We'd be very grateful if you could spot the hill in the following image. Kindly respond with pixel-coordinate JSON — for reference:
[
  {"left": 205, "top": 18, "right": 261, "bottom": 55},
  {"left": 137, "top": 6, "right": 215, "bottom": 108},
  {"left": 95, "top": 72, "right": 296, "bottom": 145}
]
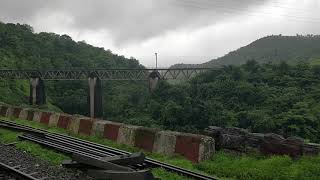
[
  {"left": 0, "top": 22, "right": 147, "bottom": 116},
  {"left": 172, "top": 35, "right": 320, "bottom": 68}
]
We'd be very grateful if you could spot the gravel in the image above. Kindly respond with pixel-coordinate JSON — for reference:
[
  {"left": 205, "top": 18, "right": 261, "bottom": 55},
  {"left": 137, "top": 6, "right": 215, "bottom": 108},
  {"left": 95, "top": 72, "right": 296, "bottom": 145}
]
[{"left": 0, "top": 144, "right": 93, "bottom": 180}]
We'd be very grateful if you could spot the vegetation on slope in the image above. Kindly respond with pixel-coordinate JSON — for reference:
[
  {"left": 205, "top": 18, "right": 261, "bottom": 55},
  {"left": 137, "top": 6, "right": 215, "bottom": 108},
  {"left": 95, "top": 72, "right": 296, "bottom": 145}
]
[
  {"left": 172, "top": 34, "right": 320, "bottom": 68},
  {"left": 143, "top": 61, "right": 320, "bottom": 142},
  {"left": 0, "top": 22, "right": 147, "bottom": 116}
]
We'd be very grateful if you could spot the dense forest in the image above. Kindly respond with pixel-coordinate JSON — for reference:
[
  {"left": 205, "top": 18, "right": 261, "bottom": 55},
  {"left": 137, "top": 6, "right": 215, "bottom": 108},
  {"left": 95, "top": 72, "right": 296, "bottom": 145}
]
[
  {"left": 152, "top": 61, "right": 320, "bottom": 142},
  {"left": 1, "top": 22, "right": 320, "bottom": 143},
  {"left": 172, "top": 35, "right": 320, "bottom": 68}
]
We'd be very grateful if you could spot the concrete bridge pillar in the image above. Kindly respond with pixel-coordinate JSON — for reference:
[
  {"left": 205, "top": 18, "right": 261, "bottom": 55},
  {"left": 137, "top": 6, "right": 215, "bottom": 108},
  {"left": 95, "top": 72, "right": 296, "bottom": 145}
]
[
  {"left": 88, "top": 77, "right": 103, "bottom": 118},
  {"left": 29, "top": 78, "right": 46, "bottom": 105},
  {"left": 148, "top": 71, "right": 160, "bottom": 91}
]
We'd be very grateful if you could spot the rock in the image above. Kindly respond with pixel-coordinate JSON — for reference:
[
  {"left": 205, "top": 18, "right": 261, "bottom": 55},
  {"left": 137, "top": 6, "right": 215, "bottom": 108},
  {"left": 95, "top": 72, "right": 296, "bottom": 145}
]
[
  {"left": 303, "top": 143, "right": 320, "bottom": 156},
  {"left": 261, "top": 134, "right": 303, "bottom": 158},
  {"left": 220, "top": 134, "right": 246, "bottom": 152},
  {"left": 245, "top": 133, "right": 264, "bottom": 153},
  {"left": 285, "top": 136, "right": 304, "bottom": 145},
  {"left": 204, "top": 126, "right": 320, "bottom": 158},
  {"left": 204, "top": 126, "right": 222, "bottom": 137},
  {"left": 222, "top": 127, "right": 249, "bottom": 136}
]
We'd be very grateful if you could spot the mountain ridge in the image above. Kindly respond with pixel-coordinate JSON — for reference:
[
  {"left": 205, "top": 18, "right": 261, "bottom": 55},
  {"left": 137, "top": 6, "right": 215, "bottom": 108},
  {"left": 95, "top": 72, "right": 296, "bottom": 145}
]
[{"left": 171, "top": 35, "right": 320, "bottom": 68}]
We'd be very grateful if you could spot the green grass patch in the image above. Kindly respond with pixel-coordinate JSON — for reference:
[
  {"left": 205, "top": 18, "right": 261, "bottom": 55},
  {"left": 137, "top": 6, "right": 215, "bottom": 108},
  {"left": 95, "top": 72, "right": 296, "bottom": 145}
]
[
  {"left": 196, "top": 151, "right": 320, "bottom": 180},
  {"left": 0, "top": 127, "right": 68, "bottom": 165}
]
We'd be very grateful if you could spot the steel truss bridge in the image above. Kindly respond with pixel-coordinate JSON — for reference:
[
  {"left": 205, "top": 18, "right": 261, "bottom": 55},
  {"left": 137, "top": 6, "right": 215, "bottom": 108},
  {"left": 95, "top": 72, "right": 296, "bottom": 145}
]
[
  {"left": 0, "top": 68, "right": 213, "bottom": 80},
  {"left": 0, "top": 68, "right": 214, "bottom": 118}
]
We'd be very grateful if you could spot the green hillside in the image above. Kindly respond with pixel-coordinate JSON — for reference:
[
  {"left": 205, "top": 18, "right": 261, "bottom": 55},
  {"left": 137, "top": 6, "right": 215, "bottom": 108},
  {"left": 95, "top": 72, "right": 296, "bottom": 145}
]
[
  {"left": 172, "top": 35, "right": 320, "bottom": 68},
  {"left": 0, "top": 22, "right": 147, "bottom": 115}
]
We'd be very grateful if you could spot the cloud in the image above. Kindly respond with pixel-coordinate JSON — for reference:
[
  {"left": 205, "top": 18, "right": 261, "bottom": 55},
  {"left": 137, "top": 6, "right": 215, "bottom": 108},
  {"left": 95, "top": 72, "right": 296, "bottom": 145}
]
[
  {"left": 0, "top": 0, "right": 270, "bottom": 45},
  {"left": 1, "top": 0, "right": 319, "bottom": 67}
]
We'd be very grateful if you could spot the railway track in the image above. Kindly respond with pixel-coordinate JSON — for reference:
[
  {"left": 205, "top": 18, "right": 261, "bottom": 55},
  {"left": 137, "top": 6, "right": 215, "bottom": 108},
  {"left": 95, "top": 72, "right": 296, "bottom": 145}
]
[
  {"left": 0, "top": 161, "right": 41, "bottom": 180},
  {"left": 0, "top": 120, "right": 217, "bottom": 180}
]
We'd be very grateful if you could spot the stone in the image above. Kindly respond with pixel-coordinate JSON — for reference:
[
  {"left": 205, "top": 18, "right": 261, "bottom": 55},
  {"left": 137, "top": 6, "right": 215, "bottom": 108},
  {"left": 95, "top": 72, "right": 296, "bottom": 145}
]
[
  {"left": 222, "top": 127, "right": 249, "bottom": 136},
  {"left": 220, "top": 134, "right": 246, "bottom": 152},
  {"left": 261, "top": 134, "right": 303, "bottom": 158},
  {"left": 245, "top": 133, "right": 264, "bottom": 153},
  {"left": 303, "top": 143, "right": 320, "bottom": 156}
]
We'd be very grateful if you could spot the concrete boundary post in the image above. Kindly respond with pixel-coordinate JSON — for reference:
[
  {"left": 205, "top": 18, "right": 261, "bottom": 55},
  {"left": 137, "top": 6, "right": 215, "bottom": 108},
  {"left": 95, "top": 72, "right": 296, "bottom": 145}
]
[
  {"left": 117, "top": 125, "right": 140, "bottom": 146},
  {"left": 18, "top": 109, "right": 29, "bottom": 120},
  {"left": 153, "top": 131, "right": 178, "bottom": 155}
]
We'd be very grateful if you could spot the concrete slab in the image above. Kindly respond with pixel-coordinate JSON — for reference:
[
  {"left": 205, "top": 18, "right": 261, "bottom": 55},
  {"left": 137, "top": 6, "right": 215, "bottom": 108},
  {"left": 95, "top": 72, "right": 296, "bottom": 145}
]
[
  {"left": 57, "top": 114, "right": 72, "bottom": 129},
  {"left": 68, "top": 116, "right": 81, "bottom": 134},
  {"left": 32, "top": 111, "right": 42, "bottom": 122},
  {"left": 103, "top": 122, "right": 123, "bottom": 141},
  {"left": 18, "top": 109, "right": 29, "bottom": 120},
  {"left": 92, "top": 120, "right": 109, "bottom": 137},
  {"left": 153, "top": 131, "right": 178, "bottom": 155},
  {"left": 48, "top": 113, "right": 60, "bottom": 127},
  {"left": 134, "top": 127, "right": 159, "bottom": 152},
  {"left": 40, "top": 112, "right": 52, "bottom": 125},
  {"left": 78, "top": 118, "right": 95, "bottom": 136},
  {"left": 117, "top": 125, "right": 140, "bottom": 146}
]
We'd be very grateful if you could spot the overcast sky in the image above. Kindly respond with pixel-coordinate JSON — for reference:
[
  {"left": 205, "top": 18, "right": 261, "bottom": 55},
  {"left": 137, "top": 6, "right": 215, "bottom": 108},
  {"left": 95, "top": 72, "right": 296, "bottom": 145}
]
[{"left": 1, "top": 0, "right": 320, "bottom": 67}]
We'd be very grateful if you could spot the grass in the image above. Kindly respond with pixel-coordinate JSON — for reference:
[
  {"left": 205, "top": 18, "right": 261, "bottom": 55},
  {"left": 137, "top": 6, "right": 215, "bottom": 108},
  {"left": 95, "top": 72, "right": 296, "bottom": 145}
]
[
  {"left": 2, "top": 117, "right": 320, "bottom": 180},
  {"left": 0, "top": 128, "right": 68, "bottom": 165}
]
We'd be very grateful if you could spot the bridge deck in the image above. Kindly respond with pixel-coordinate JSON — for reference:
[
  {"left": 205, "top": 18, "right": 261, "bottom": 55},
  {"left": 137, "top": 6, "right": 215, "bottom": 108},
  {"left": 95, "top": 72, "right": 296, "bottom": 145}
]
[{"left": 0, "top": 68, "right": 214, "bottom": 80}]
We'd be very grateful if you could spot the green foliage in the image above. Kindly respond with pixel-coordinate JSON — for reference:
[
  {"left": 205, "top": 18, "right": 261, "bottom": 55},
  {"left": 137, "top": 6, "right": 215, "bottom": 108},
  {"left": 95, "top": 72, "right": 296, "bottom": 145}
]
[
  {"left": 197, "top": 151, "right": 320, "bottom": 180},
  {"left": 213, "top": 35, "right": 320, "bottom": 67},
  {"left": 142, "top": 62, "right": 320, "bottom": 142},
  {"left": 172, "top": 35, "right": 320, "bottom": 68},
  {"left": 0, "top": 22, "right": 146, "bottom": 118}
]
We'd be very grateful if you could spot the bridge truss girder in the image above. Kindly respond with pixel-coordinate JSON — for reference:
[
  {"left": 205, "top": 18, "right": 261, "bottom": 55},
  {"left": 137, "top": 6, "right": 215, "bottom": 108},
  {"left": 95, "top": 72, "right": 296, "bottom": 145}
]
[{"left": 0, "top": 68, "right": 212, "bottom": 80}]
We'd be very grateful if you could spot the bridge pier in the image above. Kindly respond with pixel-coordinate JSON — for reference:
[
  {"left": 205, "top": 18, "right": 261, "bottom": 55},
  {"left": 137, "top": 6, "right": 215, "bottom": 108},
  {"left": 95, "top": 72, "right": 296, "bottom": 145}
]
[
  {"left": 29, "top": 78, "right": 46, "bottom": 105},
  {"left": 148, "top": 71, "right": 160, "bottom": 91},
  {"left": 88, "top": 77, "right": 103, "bottom": 118}
]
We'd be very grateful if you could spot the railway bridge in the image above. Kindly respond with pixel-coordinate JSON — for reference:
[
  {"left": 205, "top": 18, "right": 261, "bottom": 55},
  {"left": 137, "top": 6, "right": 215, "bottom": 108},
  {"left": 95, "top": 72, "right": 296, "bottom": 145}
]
[{"left": 0, "top": 68, "right": 212, "bottom": 118}]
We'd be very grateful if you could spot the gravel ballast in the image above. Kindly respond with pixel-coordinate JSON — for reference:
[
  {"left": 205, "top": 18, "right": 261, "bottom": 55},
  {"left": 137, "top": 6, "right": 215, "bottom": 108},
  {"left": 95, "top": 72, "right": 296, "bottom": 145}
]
[{"left": 0, "top": 144, "right": 92, "bottom": 180}]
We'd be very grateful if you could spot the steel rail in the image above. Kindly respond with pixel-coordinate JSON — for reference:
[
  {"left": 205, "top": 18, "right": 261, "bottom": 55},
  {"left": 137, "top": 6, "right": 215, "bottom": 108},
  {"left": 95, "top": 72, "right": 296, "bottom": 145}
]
[
  {"left": 0, "top": 162, "right": 40, "bottom": 180},
  {"left": 0, "top": 120, "right": 217, "bottom": 180}
]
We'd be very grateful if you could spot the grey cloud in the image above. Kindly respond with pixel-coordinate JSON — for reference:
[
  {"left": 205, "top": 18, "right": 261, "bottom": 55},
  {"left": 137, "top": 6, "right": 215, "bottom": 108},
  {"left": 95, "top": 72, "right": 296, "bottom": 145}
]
[{"left": 0, "top": 0, "right": 270, "bottom": 45}]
